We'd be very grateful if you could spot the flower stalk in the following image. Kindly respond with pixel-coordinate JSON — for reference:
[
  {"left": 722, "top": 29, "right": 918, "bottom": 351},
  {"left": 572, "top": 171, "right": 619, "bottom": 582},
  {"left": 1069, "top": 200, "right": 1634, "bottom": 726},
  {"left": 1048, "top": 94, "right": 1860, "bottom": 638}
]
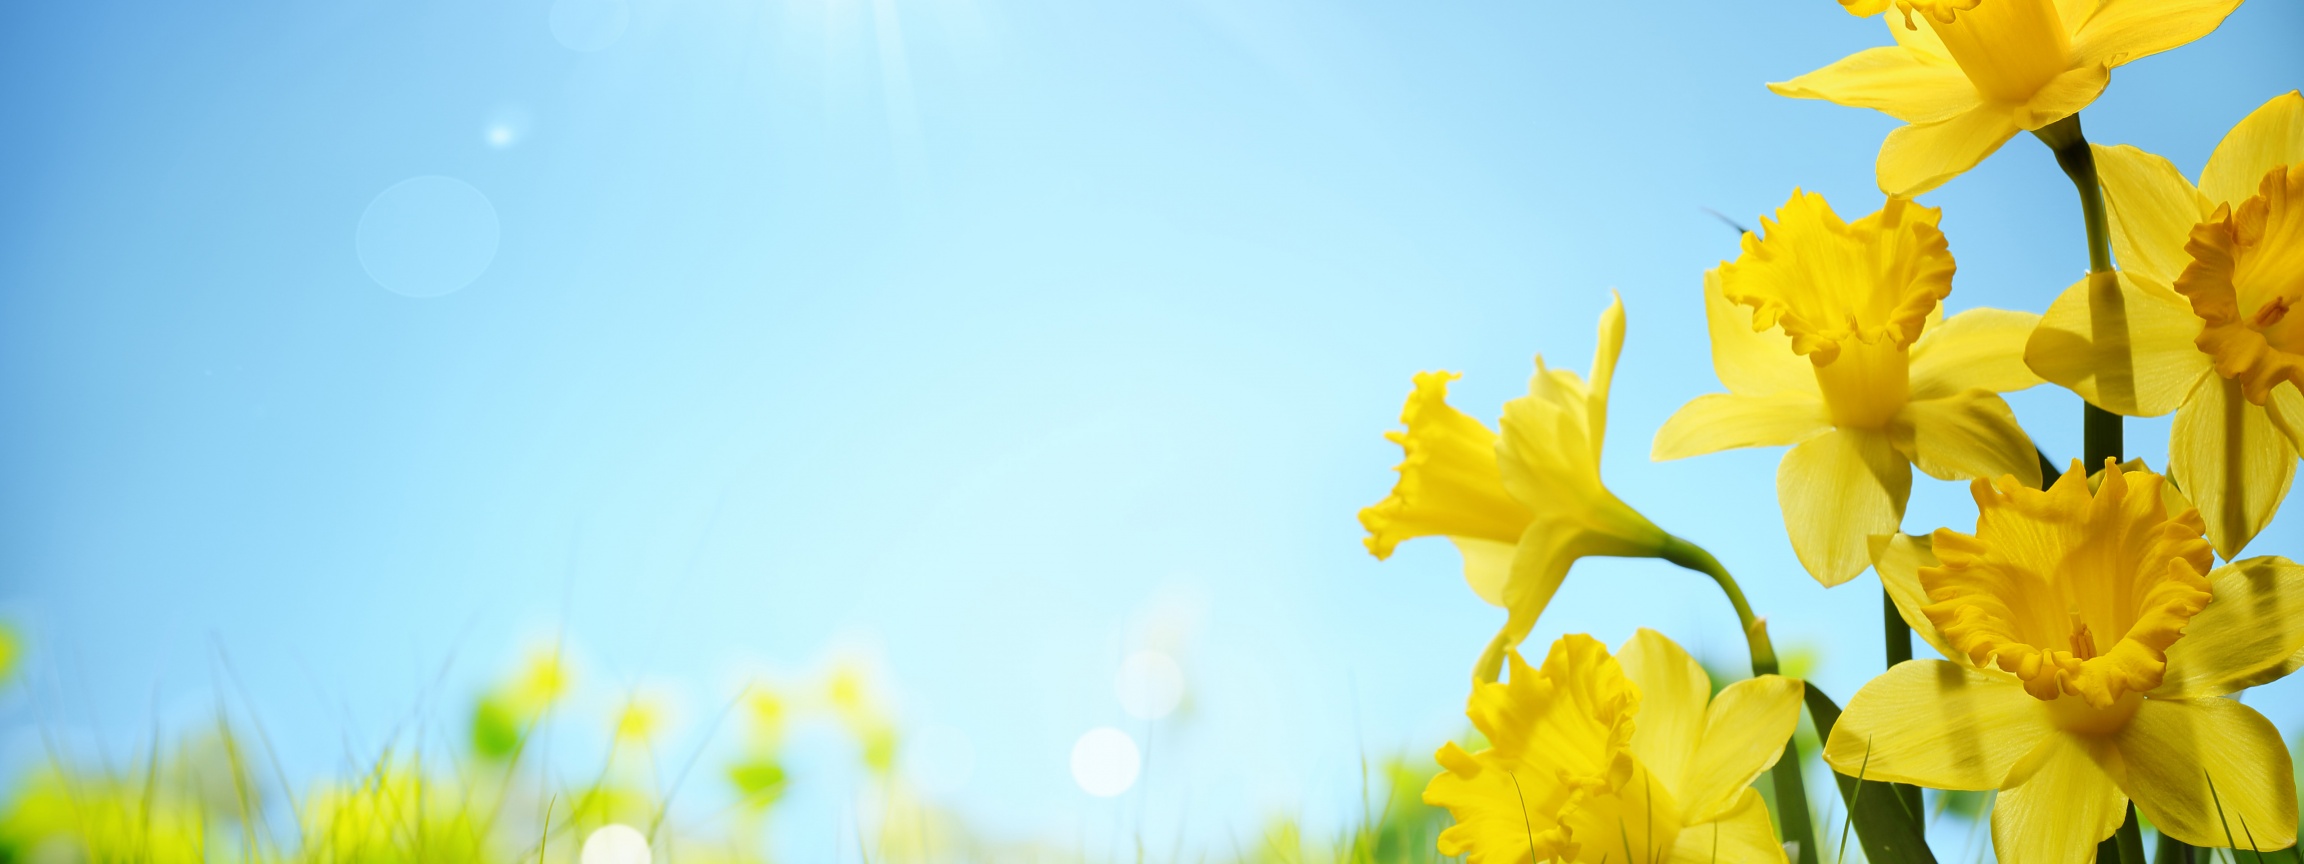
[
  {"left": 2035, "top": 113, "right": 2125, "bottom": 467},
  {"left": 1656, "top": 534, "right": 1817, "bottom": 864}
]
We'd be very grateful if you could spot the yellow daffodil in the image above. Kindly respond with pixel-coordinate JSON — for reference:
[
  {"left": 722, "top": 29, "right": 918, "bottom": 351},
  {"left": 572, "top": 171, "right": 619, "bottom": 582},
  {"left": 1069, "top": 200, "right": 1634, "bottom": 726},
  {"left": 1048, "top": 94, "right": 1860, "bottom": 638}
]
[
  {"left": 2026, "top": 91, "right": 2304, "bottom": 557},
  {"left": 1656, "top": 192, "right": 2042, "bottom": 586},
  {"left": 1833, "top": 463, "right": 2302, "bottom": 861},
  {"left": 1771, "top": 0, "right": 2242, "bottom": 196},
  {"left": 1361, "top": 296, "right": 1669, "bottom": 680},
  {"left": 1425, "top": 630, "right": 1801, "bottom": 864}
]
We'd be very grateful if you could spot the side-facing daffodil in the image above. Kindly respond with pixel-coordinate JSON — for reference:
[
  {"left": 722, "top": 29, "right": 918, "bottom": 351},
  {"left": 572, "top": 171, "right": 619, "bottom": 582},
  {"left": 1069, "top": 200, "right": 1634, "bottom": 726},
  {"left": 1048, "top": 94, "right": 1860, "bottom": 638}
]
[
  {"left": 1771, "top": 0, "right": 2242, "bottom": 196},
  {"left": 1361, "top": 296, "right": 1669, "bottom": 681},
  {"left": 2027, "top": 91, "right": 2304, "bottom": 557},
  {"left": 1425, "top": 630, "right": 1801, "bottom": 864},
  {"left": 1655, "top": 192, "right": 2042, "bottom": 586},
  {"left": 1834, "top": 463, "right": 2302, "bottom": 862}
]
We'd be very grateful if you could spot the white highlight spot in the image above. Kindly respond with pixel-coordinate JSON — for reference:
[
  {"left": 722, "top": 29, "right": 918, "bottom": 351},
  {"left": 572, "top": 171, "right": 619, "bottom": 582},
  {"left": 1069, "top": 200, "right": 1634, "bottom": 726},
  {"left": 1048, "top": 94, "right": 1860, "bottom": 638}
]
[
  {"left": 355, "top": 176, "right": 499, "bottom": 298},
  {"left": 580, "top": 824, "right": 651, "bottom": 864},
  {"left": 1115, "top": 650, "right": 1184, "bottom": 720},
  {"left": 1069, "top": 727, "right": 1139, "bottom": 798},
  {"left": 484, "top": 106, "right": 531, "bottom": 149},
  {"left": 550, "top": 0, "right": 629, "bottom": 52}
]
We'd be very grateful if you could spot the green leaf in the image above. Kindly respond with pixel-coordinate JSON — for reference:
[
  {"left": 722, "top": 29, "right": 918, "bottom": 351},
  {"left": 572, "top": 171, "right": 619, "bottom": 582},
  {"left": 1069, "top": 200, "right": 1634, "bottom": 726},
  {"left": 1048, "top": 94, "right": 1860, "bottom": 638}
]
[
  {"left": 1804, "top": 683, "right": 1938, "bottom": 864},
  {"left": 470, "top": 694, "right": 522, "bottom": 760}
]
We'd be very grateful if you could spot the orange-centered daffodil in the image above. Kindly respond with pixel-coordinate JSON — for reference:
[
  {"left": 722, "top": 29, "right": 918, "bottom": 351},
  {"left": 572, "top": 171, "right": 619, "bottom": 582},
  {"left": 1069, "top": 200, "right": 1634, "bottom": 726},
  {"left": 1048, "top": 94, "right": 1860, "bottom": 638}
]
[
  {"left": 1426, "top": 630, "right": 1801, "bottom": 864},
  {"left": 1834, "top": 463, "right": 2303, "bottom": 862},
  {"left": 1361, "top": 296, "right": 1669, "bottom": 681},
  {"left": 1656, "top": 192, "right": 2042, "bottom": 586},
  {"left": 1772, "top": 0, "right": 2242, "bottom": 196},
  {"left": 2027, "top": 91, "right": 2304, "bottom": 558}
]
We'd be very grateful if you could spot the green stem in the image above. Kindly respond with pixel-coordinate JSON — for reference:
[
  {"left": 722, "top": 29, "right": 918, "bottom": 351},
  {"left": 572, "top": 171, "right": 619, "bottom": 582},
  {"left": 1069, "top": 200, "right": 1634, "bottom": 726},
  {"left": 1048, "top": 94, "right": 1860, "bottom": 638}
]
[
  {"left": 1658, "top": 535, "right": 1815, "bottom": 864},
  {"left": 2155, "top": 829, "right": 2198, "bottom": 864},
  {"left": 1882, "top": 588, "right": 1912, "bottom": 667},
  {"left": 1880, "top": 591, "right": 1924, "bottom": 819},
  {"left": 2117, "top": 805, "right": 2148, "bottom": 863},
  {"left": 2035, "top": 113, "right": 2124, "bottom": 468}
]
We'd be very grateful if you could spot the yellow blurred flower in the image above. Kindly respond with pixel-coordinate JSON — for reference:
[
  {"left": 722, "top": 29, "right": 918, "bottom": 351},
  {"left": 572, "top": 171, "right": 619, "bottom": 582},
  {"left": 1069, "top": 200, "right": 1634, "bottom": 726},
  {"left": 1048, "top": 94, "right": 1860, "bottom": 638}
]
[
  {"left": 1361, "top": 295, "right": 1669, "bottom": 679},
  {"left": 1771, "top": 0, "right": 2241, "bottom": 196},
  {"left": 1656, "top": 192, "right": 2041, "bottom": 586},
  {"left": 1835, "top": 464, "right": 2302, "bottom": 860},
  {"left": 1424, "top": 630, "right": 1800, "bottom": 864},
  {"left": 2026, "top": 91, "right": 2304, "bottom": 557}
]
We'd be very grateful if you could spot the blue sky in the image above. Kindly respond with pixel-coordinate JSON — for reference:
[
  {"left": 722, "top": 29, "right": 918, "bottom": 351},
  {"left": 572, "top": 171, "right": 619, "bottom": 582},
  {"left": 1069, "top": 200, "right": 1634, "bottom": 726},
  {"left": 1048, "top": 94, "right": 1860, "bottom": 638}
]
[{"left": 2, "top": 0, "right": 2300, "bottom": 858}]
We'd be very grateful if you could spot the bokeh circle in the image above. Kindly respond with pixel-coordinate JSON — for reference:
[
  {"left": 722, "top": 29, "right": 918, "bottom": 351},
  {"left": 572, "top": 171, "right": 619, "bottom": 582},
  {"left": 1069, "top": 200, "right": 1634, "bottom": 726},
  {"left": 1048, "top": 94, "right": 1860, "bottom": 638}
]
[
  {"left": 1069, "top": 727, "right": 1140, "bottom": 798},
  {"left": 354, "top": 176, "right": 500, "bottom": 298}
]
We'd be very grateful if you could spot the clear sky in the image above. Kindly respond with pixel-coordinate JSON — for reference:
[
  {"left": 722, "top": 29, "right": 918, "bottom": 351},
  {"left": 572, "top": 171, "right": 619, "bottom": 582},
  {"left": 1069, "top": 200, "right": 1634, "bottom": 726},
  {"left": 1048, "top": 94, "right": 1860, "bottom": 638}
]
[{"left": 2, "top": 0, "right": 2300, "bottom": 859}]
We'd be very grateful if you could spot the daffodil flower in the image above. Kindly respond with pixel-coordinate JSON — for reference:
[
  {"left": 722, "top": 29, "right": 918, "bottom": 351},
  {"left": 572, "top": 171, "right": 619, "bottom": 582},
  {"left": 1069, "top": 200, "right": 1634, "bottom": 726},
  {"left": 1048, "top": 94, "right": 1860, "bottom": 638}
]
[
  {"left": 1425, "top": 630, "right": 1801, "bottom": 864},
  {"left": 1655, "top": 192, "right": 2042, "bottom": 587},
  {"left": 1361, "top": 296, "right": 1669, "bottom": 680},
  {"left": 1832, "top": 464, "right": 2302, "bottom": 861},
  {"left": 1771, "top": 0, "right": 2241, "bottom": 196},
  {"left": 2026, "top": 91, "right": 2304, "bottom": 558}
]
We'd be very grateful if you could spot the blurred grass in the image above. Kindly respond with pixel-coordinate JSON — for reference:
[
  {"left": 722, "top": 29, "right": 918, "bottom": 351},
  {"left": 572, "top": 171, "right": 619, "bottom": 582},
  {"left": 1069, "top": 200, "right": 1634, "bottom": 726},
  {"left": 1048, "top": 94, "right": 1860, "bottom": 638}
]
[{"left": 0, "top": 636, "right": 1458, "bottom": 864}]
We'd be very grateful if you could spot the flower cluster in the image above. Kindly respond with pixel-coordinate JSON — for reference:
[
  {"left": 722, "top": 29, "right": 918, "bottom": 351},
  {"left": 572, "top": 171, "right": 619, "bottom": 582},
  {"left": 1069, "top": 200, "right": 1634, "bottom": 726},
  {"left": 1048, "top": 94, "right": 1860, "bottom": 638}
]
[{"left": 1362, "top": 2, "right": 2304, "bottom": 861}]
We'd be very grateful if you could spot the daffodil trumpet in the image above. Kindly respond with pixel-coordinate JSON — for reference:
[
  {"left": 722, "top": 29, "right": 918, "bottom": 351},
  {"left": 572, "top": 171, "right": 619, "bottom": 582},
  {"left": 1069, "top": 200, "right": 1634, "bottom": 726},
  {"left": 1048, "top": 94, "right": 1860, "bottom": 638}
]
[
  {"left": 1656, "top": 192, "right": 2045, "bottom": 588},
  {"left": 1425, "top": 631, "right": 1805, "bottom": 864},
  {"left": 1833, "top": 463, "right": 2303, "bottom": 862},
  {"left": 1359, "top": 294, "right": 1670, "bottom": 687}
]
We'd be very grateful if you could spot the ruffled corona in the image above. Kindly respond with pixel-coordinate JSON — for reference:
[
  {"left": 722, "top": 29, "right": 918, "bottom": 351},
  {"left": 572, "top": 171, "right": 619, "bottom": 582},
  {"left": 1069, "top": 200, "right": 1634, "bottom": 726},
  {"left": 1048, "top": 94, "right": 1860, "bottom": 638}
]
[
  {"left": 1428, "top": 636, "right": 1643, "bottom": 863},
  {"left": 1427, "top": 632, "right": 1798, "bottom": 864},
  {"left": 1719, "top": 193, "right": 1953, "bottom": 429},
  {"left": 1920, "top": 462, "right": 2214, "bottom": 707},
  {"left": 1359, "top": 371, "right": 1532, "bottom": 559},
  {"left": 2176, "top": 164, "right": 2304, "bottom": 405}
]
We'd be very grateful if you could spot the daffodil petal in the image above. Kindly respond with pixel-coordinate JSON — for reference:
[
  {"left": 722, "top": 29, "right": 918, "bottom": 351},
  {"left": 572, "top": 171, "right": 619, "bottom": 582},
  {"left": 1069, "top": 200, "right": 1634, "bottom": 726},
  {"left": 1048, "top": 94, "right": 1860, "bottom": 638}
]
[
  {"left": 2072, "top": 0, "right": 2242, "bottom": 73},
  {"left": 1885, "top": 8, "right": 1951, "bottom": 61},
  {"left": 1910, "top": 308, "right": 2045, "bottom": 399},
  {"left": 1703, "top": 268, "right": 1816, "bottom": 398},
  {"left": 1824, "top": 660, "right": 2049, "bottom": 790},
  {"left": 2092, "top": 143, "right": 2215, "bottom": 285},
  {"left": 1652, "top": 392, "right": 1833, "bottom": 461},
  {"left": 2013, "top": 63, "right": 2112, "bottom": 131},
  {"left": 1491, "top": 519, "right": 1658, "bottom": 661},
  {"left": 2156, "top": 557, "right": 2304, "bottom": 699},
  {"left": 2170, "top": 373, "right": 2299, "bottom": 559},
  {"left": 1896, "top": 390, "right": 2043, "bottom": 486},
  {"left": 1767, "top": 46, "right": 1981, "bottom": 124},
  {"left": 1665, "top": 788, "right": 1789, "bottom": 864},
  {"left": 1870, "top": 533, "right": 1966, "bottom": 666},
  {"left": 2271, "top": 382, "right": 2304, "bottom": 453},
  {"left": 2025, "top": 270, "right": 2212, "bottom": 417},
  {"left": 1677, "top": 675, "right": 1801, "bottom": 822},
  {"left": 2114, "top": 696, "right": 2298, "bottom": 850},
  {"left": 1618, "top": 628, "right": 1710, "bottom": 801},
  {"left": 1779, "top": 428, "right": 1912, "bottom": 587},
  {"left": 1992, "top": 733, "right": 2128, "bottom": 864},
  {"left": 2201, "top": 91, "right": 2304, "bottom": 208},
  {"left": 1877, "top": 101, "right": 2022, "bottom": 197},
  {"left": 1589, "top": 291, "right": 1626, "bottom": 427},
  {"left": 1449, "top": 537, "right": 1515, "bottom": 608}
]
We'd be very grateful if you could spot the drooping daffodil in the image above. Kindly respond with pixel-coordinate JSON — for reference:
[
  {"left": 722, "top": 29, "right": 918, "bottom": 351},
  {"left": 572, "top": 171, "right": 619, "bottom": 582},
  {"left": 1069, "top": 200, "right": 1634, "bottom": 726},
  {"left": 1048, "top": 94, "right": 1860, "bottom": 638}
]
[
  {"left": 2026, "top": 91, "right": 2304, "bottom": 557},
  {"left": 1360, "top": 295, "right": 1668, "bottom": 681},
  {"left": 1771, "top": 0, "right": 2242, "bottom": 196},
  {"left": 1833, "top": 463, "right": 2301, "bottom": 862},
  {"left": 1425, "top": 630, "right": 1801, "bottom": 864},
  {"left": 1656, "top": 192, "right": 2043, "bottom": 587}
]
